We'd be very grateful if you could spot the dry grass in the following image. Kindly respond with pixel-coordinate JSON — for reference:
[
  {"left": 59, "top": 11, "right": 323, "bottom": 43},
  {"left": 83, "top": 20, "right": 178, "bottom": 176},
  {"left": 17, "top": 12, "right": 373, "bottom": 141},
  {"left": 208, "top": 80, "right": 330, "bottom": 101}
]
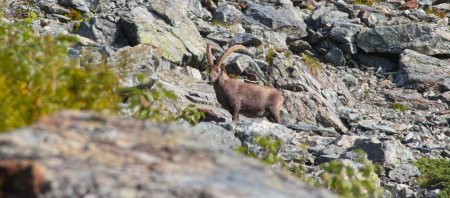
[{"left": 301, "top": 53, "right": 323, "bottom": 77}]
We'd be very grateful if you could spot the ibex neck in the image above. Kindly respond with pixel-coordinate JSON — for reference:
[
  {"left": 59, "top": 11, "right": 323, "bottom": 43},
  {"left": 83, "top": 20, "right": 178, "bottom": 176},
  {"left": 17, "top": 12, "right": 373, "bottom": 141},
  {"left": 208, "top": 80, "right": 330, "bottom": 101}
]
[{"left": 215, "top": 73, "right": 230, "bottom": 87}]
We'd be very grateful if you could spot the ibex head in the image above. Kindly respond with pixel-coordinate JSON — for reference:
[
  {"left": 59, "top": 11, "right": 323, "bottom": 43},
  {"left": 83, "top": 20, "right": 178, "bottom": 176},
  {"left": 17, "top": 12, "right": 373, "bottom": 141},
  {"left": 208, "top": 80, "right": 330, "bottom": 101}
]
[{"left": 206, "top": 43, "right": 249, "bottom": 84}]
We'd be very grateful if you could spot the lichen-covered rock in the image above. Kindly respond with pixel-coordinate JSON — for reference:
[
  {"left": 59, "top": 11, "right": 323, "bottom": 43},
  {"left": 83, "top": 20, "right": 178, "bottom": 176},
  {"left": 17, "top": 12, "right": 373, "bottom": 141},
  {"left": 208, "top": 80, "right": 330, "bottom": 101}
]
[
  {"left": 0, "top": 111, "right": 336, "bottom": 198},
  {"left": 357, "top": 23, "right": 450, "bottom": 55},
  {"left": 119, "top": 1, "right": 205, "bottom": 65}
]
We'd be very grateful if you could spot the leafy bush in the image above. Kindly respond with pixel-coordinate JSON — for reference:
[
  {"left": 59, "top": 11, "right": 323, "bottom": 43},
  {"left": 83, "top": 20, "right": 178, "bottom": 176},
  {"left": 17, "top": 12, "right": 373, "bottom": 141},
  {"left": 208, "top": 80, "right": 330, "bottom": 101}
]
[
  {"left": 301, "top": 53, "right": 322, "bottom": 77},
  {"left": 179, "top": 104, "right": 205, "bottom": 126},
  {"left": 0, "top": 22, "right": 120, "bottom": 132},
  {"left": 66, "top": 8, "right": 82, "bottom": 21},
  {"left": 319, "top": 150, "right": 384, "bottom": 198},
  {"left": 236, "top": 136, "right": 284, "bottom": 165},
  {"left": 23, "top": 11, "right": 39, "bottom": 24},
  {"left": 415, "top": 158, "right": 450, "bottom": 198},
  {"left": 120, "top": 85, "right": 178, "bottom": 122}
]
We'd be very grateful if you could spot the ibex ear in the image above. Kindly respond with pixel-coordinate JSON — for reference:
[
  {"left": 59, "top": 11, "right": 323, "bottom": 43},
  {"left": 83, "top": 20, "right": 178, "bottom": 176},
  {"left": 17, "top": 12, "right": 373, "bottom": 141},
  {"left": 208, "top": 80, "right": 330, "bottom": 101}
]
[{"left": 220, "top": 64, "right": 226, "bottom": 72}]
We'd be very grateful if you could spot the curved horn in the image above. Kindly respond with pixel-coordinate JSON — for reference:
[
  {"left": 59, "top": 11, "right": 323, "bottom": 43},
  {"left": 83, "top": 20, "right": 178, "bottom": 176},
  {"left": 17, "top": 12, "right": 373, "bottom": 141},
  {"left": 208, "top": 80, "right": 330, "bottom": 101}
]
[
  {"left": 216, "top": 45, "right": 249, "bottom": 68},
  {"left": 206, "top": 43, "right": 215, "bottom": 67}
]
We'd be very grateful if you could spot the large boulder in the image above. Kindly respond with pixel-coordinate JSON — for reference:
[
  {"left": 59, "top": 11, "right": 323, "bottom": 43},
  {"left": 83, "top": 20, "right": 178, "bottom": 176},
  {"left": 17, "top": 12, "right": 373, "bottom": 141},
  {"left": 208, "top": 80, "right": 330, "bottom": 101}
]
[
  {"left": 352, "top": 138, "right": 415, "bottom": 169},
  {"left": 395, "top": 49, "right": 450, "bottom": 92},
  {"left": 283, "top": 90, "right": 349, "bottom": 133},
  {"left": 242, "top": 0, "right": 307, "bottom": 38},
  {"left": 76, "top": 17, "right": 119, "bottom": 46},
  {"left": 0, "top": 111, "right": 336, "bottom": 198},
  {"left": 119, "top": 1, "right": 205, "bottom": 65},
  {"left": 357, "top": 23, "right": 450, "bottom": 56}
]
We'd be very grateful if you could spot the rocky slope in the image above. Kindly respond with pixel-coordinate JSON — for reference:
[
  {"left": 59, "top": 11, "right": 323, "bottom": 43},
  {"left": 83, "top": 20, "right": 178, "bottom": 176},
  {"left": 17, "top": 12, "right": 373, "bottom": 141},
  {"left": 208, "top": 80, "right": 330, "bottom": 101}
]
[
  {"left": 0, "top": 111, "right": 335, "bottom": 198},
  {"left": 1, "top": 0, "right": 450, "bottom": 197}
]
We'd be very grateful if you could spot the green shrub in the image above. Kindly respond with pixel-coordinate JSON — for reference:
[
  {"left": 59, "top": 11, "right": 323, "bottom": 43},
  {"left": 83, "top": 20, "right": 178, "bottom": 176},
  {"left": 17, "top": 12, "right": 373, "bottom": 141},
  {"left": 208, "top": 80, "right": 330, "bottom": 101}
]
[
  {"left": 390, "top": 103, "right": 409, "bottom": 111},
  {"left": 236, "top": 136, "right": 284, "bottom": 165},
  {"left": 415, "top": 158, "right": 450, "bottom": 198},
  {"left": 66, "top": 8, "right": 83, "bottom": 21},
  {"left": 266, "top": 49, "right": 276, "bottom": 63},
  {"left": 179, "top": 104, "right": 205, "bottom": 126},
  {"left": 320, "top": 150, "right": 384, "bottom": 198},
  {"left": 353, "top": 0, "right": 376, "bottom": 6},
  {"left": 425, "top": 7, "right": 447, "bottom": 18},
  {"left": 237, "top": 139, "right": 383, "bottom": 198},
  {"left": 120, "top": 85, "right": 206, "bottom": 125},
  {"left": 363, "top": 89, "right": 370, "bottom": 100},
  {"left": 119, "top": 85, "right": 178, "bottom": 122},
  {"left": 0, "top": 22, "right": 120, "bottom": 132},
  {"left": 23, "top": 11, "right": 38, "bottom": 24}
]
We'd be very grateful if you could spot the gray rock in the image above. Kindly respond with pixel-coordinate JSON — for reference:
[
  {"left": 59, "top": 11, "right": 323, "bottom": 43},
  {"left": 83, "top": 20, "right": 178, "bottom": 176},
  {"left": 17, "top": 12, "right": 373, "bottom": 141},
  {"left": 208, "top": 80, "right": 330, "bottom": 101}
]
[
  {"left": 341, "top": 73, "right": 358, "bottom": 87},
  {"left": 329, "top": 22, "right": 364, "bottom": 44},
  {"left": 424, "top": 189, "right": 441, "bottom": 198},
  {"left": 337, "top": 107, "right": 361, "bottom": 122},
  {"left": 433, "top": 3, "right": 450, "bottom": 11},
  {"left": 0, "top": 111, "right": 336, "bottom": 198},
  {"left": 58, "top": 0, "right": 89, "bottom": 12},
  {"left": 283, "top": 90, "right": 349, "bottom": 133},
  {"left": 353, "top": 138, "right": 415, "bottom": 169},
  {"left": 442, "top": 91, "right": 450, "bottom": 104},
  {"left": 76, "top": 17, "right": 118, "bottom": 46},
  {"left": 107, "top": 44, "right": 161, "bottom": 87},
  {"left": 222, "top": 53, "right": 256, "bottom": 74},
  {"left": 243, "top": 0, "right": 307, "bottom": 38},
  {"left": 206, "top": 31, "right": 232, "bottom": 46},
  {"left": 235, "top": 120, "right": 296, "bottom": 146},
  {"left": 358, "top": 120, "right": 397, "bottom": 135},
  {"left": 39, "top": 2, "right": 70, "bottom": 15},
  {"left": 324, "top": 47, "right": 346, "bottom": 66},
  {"left": 317, "top": 144, "right": 347, "bottom": 163},
  {"left": 289, "top": 40, "right": 314, "bottom": 53},
  {"left": 357, "top": 23, "right": 450, "bottom": 55},
  {"left": 119, "top": 2, "right": 205, "bottom": 65},
  {"left": 229, "top": 33, "right": 263, "bottom": 47},
  {"left": 438, "top": 78, "right": 450, "bottom": 92},
  {"left": 287, "top": 122, "right": 340, "bottom": 137},
  {"left": 186, "top": 0, "right": 212, "bottom": 20},
  {"left": 298, "top": 135, "right": 337, "bottom": 156},
  {"left": 388, "top": 163, "right": 420, "bottom": 183},
  {"left": 395, "top": 49, "right": 450, "bottom": 92},
  {"left": 212, "top": 4, "right": 243, "bottom": 23},
  {"left": 337, "top": 42, "right": 358, "bottom": 55},
  {"left": 357, "top": 53, "right": 398, "bottom": 71},
  {"left": 192, "top": 122, "right": 241, "bottom": 149}
]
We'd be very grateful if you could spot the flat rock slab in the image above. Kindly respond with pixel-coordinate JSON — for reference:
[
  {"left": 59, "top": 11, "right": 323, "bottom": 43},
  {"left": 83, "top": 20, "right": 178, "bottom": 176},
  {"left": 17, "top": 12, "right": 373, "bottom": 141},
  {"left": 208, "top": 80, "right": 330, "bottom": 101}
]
[
  {"left": 357, "top": 23, "right": 450, "bottom": 55},
  {"left": 0, "top": 111, "right": 336, "bottom": 198}
]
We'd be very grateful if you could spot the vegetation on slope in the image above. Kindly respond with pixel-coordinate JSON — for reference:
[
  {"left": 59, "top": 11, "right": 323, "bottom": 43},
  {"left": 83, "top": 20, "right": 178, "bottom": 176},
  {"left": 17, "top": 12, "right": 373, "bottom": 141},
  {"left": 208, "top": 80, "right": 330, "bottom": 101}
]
[
  {"left": 415, "top": 158, "right": 450, "bottom": 198},
  {"left": 0, "top": 22, "right": 119, "bottom": 131}
]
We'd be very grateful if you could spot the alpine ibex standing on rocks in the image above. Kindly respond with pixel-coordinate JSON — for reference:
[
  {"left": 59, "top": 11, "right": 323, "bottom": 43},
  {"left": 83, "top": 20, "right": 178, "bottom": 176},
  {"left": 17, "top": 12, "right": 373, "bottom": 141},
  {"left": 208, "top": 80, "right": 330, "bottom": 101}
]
[{"left": 206, "top": 43, "right": 284, "bottom": 124}]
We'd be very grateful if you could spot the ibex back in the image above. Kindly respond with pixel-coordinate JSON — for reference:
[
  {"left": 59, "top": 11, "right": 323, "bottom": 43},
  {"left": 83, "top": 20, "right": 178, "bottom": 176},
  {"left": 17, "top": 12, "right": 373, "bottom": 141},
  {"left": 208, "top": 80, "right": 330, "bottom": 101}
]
[{"left": 206, "top": 44, "right": 284, "bottom": 124}]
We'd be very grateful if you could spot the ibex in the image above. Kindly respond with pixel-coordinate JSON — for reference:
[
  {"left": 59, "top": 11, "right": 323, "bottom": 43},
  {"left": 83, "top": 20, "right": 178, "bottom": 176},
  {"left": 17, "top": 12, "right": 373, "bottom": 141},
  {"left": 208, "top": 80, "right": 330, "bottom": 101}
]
[{"left": 207, "top": 43, "right": 284, "bottom": 124}]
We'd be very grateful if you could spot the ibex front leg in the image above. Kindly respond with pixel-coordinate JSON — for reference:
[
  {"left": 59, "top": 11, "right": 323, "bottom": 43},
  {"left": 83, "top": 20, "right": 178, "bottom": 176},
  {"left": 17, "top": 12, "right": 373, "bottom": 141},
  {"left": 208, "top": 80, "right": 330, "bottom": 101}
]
[{"left": 230, "top": 100, "right": 241, "bottom": 122}]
